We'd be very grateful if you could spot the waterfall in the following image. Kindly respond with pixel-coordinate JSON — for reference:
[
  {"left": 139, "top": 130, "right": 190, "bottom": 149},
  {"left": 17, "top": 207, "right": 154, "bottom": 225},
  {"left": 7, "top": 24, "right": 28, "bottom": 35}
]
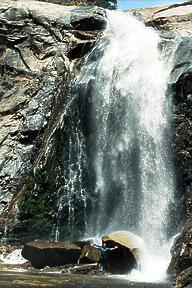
[
  {"left": 52, "top": 107, "right": 89, "bottom": 241},
  {"left": 75, "top": 10, "right": 175, "bottom": 280},
  {"left": 79, "top": 10, "right": 174, "bottom": 237},
  {"left": 55, "top": 9, "right": 176, "bottom": 280}
]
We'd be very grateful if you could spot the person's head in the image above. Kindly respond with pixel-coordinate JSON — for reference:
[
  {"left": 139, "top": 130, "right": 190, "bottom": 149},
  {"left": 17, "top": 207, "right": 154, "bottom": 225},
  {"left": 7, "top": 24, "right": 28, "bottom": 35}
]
[{"left": 102, "top": 242, "right": 107, "bottom": 249}]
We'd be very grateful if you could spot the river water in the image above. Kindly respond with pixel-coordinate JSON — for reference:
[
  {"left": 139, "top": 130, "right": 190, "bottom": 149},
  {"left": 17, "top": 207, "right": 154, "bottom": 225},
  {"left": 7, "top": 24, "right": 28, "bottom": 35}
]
[{"left": 0, "top": 270, "right": 172, "bottom": 288}]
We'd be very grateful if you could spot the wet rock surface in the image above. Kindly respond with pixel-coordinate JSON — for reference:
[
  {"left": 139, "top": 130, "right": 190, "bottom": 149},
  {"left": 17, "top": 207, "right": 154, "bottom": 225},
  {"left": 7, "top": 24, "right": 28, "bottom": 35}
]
[
  {"left": 0, "top": 0, "right": 105, "bottom": 239},
  {"left": 164, "top": 10, "right": 192, "bottom": 287},
  {"left": 167, "top": 227, "right": 192, "bottom": 277},
  {"left": 174, "top": 267, "right": 192, "bottom": 288}
]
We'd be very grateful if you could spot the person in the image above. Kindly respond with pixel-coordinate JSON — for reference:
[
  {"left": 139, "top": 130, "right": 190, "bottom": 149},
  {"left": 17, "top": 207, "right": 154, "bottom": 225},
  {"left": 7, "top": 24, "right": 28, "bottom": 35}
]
[{"left": 91, "top": 242, "right": 118, "bottom": 272}]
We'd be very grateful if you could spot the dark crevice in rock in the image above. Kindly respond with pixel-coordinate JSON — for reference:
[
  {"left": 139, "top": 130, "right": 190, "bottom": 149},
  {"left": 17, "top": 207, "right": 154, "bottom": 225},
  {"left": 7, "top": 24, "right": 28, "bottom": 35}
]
[
  {"left": 148, "top": 16, "right": 170, "bottom": 27},
  {"left": 17, "top": 131, "right": 40, "bottom": 145},
  {"left": 71, "top": 17, "right": 106, "bottom": 31},
  {"left": 68, "top": 41, "right": 95, "bottom": 60},
  {"left": 0, "top": 91, "right": 4, "bottom": 100},
  {"left": 74, "top": 30, "right": 97, "bottom": 41},
  {"left": 0, "top": 34, "right": 28, "bottom": 46},
  {"left": 176, "top": 72, "right": 192, "bottom": 100}
]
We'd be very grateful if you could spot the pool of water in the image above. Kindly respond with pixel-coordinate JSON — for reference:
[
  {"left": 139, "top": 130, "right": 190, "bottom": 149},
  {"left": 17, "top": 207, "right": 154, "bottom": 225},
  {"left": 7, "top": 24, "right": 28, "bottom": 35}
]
[{"left": 0, "top": 270, "right": 172, "bottom": 288}]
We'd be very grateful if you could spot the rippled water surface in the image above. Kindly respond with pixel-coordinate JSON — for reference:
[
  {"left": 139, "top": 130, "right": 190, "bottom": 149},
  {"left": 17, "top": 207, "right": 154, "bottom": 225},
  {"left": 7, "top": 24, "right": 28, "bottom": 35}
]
[{"left": 0, "top": 271, "right": 172, "bottom": 288}]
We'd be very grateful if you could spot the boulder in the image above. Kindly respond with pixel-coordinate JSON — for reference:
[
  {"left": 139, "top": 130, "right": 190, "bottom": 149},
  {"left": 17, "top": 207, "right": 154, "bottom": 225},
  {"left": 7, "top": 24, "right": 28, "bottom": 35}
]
[
  {"left": 78, "top": 244, "right": 100, "bottom": 264},
  {"left": 21, "top": 240, "right": 81, "bottom": 269},
  {"left": 102, "top": 230, "right": 143, "bottom": 274}
]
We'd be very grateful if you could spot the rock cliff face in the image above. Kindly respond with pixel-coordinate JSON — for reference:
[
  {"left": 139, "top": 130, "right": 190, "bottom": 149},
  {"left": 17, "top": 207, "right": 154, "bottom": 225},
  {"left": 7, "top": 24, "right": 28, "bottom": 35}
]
[{"left": 0, "top": 0, "right": 106, "bottom": 239}]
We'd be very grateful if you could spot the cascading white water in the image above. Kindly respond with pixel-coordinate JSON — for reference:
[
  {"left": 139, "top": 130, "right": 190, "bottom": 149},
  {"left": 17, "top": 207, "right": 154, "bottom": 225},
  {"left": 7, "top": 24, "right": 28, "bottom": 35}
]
[
  {"left": 61, "top": 118, "right": 87, "bottom": 238},
  {"left": 52, "top": 111, "right": 88, "bottom": 241},
  {"left": 0, "top": 249, "right": 27, "bottom": 265},
  {"left": 51, "top": 8, "right": 177, "bottom": 280},
  {"left": 76, "top": 10, "right": 175, "bottom": 281}
]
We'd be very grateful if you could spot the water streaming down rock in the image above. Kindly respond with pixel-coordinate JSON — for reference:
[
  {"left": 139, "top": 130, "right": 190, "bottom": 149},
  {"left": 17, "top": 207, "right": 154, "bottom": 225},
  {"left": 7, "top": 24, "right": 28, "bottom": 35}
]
[
  {"left": 52, "top": 108, "right": 89, "bottom": 241},
  {"left": 55, "top": 9, "right": 175, "bottom": 276},
  {"left": 75, "top": 10, "right": 175, "bottom": 278},
  {"left": 81, "top": 11, "right": 174, "bottom": 236}
]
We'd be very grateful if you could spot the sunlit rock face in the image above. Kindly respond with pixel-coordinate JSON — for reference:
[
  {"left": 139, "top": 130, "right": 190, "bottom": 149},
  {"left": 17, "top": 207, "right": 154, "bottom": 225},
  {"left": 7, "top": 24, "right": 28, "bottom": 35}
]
[
  {"left": 0, "top": 0, "right": 106, "bottom": 238},
  {"left": 138, "top": 2, "right": 192, "bottom": 35}
]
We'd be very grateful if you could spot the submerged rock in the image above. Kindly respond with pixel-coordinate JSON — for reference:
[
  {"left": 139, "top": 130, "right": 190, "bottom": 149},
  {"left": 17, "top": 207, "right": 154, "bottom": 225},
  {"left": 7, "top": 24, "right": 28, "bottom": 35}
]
[
  {"left": 61, "top": 263, "right": 98, "bottom": 274},
  {"left": 21, "top": 240, "right": 81, "bottom": 269}
]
